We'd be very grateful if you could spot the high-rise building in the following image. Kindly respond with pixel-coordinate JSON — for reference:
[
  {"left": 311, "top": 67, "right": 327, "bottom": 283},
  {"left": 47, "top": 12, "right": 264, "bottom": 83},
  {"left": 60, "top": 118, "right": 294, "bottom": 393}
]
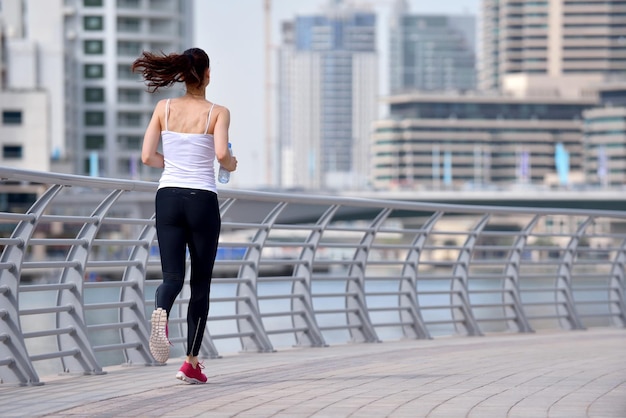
[
  {"left": 389, "top": 3, "right": 476, "bottom": 93},
  {"left": 1, "top": 0, "right": 193, "bottom": 179},
  {"left": 480, "top": 0, "right": 626, "bottom": 92},
  {"left": 63, "top": 0, "right": 194, "bottom": 179},
  {"left": 277, "top": 0, "right": 378, "bottom": 190}
]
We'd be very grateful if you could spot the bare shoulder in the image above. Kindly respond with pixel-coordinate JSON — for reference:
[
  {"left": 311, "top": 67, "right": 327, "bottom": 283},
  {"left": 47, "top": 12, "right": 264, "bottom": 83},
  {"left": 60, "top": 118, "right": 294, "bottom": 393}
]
[
  {"left": 211, "top": 103, "right": 229, "bottom": 113},
  {"left": 154, "top": 99, "right": 168, "bottom": 112},
  {"left": 212, "top": 104, "right": 230, "bottom": 119}
]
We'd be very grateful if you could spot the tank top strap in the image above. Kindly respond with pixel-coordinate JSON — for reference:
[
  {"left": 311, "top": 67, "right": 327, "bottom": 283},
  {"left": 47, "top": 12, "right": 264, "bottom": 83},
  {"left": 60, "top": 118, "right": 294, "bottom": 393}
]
[
  {"left": 164, "top": 99, "right": 171, "bottom": 131},
  {"left": 204, "top": 103, "right": 215, "bottom": 135}
]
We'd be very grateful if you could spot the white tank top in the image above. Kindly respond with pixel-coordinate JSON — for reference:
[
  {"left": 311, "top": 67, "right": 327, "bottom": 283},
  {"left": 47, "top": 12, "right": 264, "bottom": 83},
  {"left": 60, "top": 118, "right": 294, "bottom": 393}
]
[{"left": 158, "top": 99, "right": 218, "bottom": 193}]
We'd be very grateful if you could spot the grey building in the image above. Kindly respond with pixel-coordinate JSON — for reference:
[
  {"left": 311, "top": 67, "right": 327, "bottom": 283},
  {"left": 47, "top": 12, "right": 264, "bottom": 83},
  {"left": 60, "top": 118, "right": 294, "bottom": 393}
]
[
  {"left": 583, "top": 84, "right": 626, "bottom": 187},
  {"left": 389, "top": 4, "right": 476, "bottom": 93},
  {"left": 371, "top": 92, "right": 596, "bottom": 190},
  {"left": 63, "top": 0, "right": 194, "bottom": 179},
  {"left": 277, "top": 0, "right": 378, "bottom": 190}
]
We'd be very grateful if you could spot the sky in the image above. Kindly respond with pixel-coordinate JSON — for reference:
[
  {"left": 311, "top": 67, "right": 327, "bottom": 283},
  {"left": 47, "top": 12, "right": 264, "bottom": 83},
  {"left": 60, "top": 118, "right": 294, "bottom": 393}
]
[{"left": 195, "top": 0, "right": 480, "bottom": 188}]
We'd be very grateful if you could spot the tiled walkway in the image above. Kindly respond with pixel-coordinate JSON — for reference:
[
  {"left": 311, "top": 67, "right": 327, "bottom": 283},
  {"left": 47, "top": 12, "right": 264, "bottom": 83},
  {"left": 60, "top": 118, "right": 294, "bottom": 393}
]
[{"left": 1, "top": 328, "right": 624, "bottom": 417}]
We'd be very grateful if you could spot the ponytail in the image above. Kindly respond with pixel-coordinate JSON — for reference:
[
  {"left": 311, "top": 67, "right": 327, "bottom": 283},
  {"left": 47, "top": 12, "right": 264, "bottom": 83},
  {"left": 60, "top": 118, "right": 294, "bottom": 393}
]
[{"left": 131, "top": 48, "right": 210, "bottom": 92}]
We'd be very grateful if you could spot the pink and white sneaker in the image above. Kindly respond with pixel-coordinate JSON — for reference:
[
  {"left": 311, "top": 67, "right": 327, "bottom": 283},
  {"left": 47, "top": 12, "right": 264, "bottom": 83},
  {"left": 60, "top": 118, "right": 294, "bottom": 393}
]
[
  {"left": 176, "top": 361, "right": 207, "bottom": 384},
  {"left": 149, "top": 308, "right": 170, "bottom": 363}
]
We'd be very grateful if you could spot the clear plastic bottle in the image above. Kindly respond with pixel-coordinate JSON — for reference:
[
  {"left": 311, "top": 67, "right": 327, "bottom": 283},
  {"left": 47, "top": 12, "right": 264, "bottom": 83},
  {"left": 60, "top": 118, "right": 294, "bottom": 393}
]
[{"left": 217, "top": 143, "right": 232, "bottom": 184}]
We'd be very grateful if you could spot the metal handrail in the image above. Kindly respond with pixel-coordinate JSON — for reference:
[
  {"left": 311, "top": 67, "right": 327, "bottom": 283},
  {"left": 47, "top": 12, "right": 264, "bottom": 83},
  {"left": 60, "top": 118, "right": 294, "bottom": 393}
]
[{"left": 0, "top": 166, "right": 624, "bottom": 386}]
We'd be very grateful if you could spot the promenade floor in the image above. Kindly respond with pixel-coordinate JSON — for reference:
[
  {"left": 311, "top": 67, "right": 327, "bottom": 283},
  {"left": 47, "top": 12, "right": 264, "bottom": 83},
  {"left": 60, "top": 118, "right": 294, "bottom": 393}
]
[{"left": 1, "top": 328, "right": 624, "bottom": 417}]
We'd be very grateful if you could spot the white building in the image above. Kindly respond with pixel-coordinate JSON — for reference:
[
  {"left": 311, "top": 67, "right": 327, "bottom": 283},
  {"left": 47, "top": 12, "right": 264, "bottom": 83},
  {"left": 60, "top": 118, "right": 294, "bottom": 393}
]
[
  {"left": 0, "top": 0, "right": 64, "bottom": 172},
  {"left": 0, "top": 0, "right": 194, "bottom": 179},
  {"left": 63, "top": 0, "right": 194, "bottom": 179}
]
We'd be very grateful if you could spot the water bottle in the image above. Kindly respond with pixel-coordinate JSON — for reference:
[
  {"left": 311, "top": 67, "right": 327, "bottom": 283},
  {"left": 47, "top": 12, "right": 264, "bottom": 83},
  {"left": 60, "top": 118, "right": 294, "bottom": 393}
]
[{"left": 218, "top": 143, "right": 232, "bottom": 184}]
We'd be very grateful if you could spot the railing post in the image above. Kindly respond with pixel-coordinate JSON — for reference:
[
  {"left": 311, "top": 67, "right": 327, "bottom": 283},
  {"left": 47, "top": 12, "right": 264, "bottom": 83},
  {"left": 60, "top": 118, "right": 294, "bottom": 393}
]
[
  {"left": 0, "top": 185, "right": 63, "bottom": 385},
  {"left": 502, "top": 216, "right": 537, "bottom": 333},
  {"left": 451, "top": 214, "right": 488, "bottom": 336},
  {"left": 290, "top": 206, "right": 336, "bottom": 348},
  {"left": 399, "top": 212, "right": 441, "bottom": 340},
  {"left": 234, "top": 201, "right": 281, "bottom": 353},
  {"left": 344, "top": 208, "right": 386, "bottom": 343},
  {"left": 57, "top": 190, "right": 125, "bottom": 376},
  {"left": 119, "top": 217, "right": 158, "bottom": 364},
  {"left": 609, "top": 238, "right": 626, "bottom": 327},
  {"left": 556, "top": 217, "right": 589, "bottom": 330}
]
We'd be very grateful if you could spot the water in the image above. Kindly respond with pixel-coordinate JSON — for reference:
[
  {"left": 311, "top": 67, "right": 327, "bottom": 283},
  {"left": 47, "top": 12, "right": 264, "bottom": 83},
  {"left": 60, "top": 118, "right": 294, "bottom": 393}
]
[{"left": 15, "top": 269, "right": 613, "bottom": 379}]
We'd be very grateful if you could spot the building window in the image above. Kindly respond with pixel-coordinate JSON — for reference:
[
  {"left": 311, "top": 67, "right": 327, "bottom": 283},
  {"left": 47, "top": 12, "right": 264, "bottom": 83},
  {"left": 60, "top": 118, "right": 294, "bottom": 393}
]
[
  {"left": 117, "top": 41, "right": 142, "bottom": 56},
  {"left": 118, "top": 88, "right": 141, "bottom": 104},
  {"left": 85, "top": 134, "right": 105, "bottom": 150},
  {"left": 84, "top": 87, "right": 105, "bottom": 103},
  {"left": 2, "top": 110, "right": 22, "bottom": 125},
  {"left": 117, "top": 0, "right": 140, "bottom": 8},
  {"left": 3, "top": 145, "right": 23, "bottom": 159},
  {"left": 84, "top": 40, "right": 104, "bottom": 54},
  {"left": 84, "top": 64, "right": 104, "bottom": 78},
  {"left": 117, "top": 17, "right": 141, "bottom": 32},
  {"left": 118, "top": 135, "right": 142, "bottom": 150},
  {"left": 118, "top": 112, "right": 142, "bottom": 127},
  {"left": 83, "top": 16, "right": 103, "bottom": 30},
  {"left": 85, "top": 111, "right": 105, "bottom": 126},
  {"left": 84, "top": 0, "right": 103, "bottom": 6},
  {"left": 117, "top": 64, "right": 138, "bottom": 80}
]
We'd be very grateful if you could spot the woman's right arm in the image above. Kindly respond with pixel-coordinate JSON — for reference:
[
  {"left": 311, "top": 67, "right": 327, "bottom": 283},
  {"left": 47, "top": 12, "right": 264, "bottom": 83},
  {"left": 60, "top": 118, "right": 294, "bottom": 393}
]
[
  {"left": 214, "top": 107, "right": 237, "bottom": 172},
  {"left": 141, "top": 101, "right": 165, "bottom": 168}
]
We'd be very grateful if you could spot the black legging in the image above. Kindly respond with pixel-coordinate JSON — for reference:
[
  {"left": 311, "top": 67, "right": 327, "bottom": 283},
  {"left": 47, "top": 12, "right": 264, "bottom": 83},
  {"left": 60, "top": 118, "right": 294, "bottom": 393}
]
[{"left": 154, "top": 187, "right": 221, "bottom": 357}]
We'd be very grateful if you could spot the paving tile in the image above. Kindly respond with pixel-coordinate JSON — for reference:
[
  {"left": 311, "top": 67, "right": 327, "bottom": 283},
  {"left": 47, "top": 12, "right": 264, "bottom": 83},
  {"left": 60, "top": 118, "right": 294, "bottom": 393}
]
[{"left": 0, "top": 328, "right": 624, "bottom": 417}]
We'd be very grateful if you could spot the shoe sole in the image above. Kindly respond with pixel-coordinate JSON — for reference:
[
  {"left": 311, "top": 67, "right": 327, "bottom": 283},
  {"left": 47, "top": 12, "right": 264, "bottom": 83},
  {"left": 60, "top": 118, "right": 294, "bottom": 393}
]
[
  {"left": 176, "top": 371, "right": 206, "bottom": 384},
  {"left": 149, "top": 308, "right": 169, "bottom": 363}
]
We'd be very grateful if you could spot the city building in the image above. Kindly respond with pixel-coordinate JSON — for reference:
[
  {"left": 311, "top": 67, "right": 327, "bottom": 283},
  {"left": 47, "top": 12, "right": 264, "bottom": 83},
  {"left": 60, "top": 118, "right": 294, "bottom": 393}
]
[
  {"left": 63, "top": 0, "right": 194, "bottom": 179},
  {"left": 480, "top": 0, "right": 626, "bottom": 92},
  {"left": 371, "top": 91, "right": 597, "bottom": 190},
  {"left": 0, "top": 0, "right": 61, "bottom": 172},
  {"left": 583, "top": 83, "right": 626, "bottom": 187},
  {"left": 1, "top": 0, "right": 194, "bottom": 179},
  {"left": 389, "top": 2, "right": 476, "bottom": 93},
  {"left": 277, "top": 0, "right": 378, "bottom": 190}
]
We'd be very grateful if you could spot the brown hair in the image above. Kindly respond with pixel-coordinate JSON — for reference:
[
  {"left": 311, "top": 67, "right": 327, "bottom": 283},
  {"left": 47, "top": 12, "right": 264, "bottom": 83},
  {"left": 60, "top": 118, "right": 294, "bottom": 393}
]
[{"left": 131, "top": 47, "right": 210, "bottom": 92}]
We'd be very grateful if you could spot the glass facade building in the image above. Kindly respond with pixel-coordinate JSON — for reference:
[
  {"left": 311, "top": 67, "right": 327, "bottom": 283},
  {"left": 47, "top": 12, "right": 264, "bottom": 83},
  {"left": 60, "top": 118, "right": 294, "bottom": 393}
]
[
  {"left": 390, "top": 12, "right": 476, "bottom": 93},
  {"left": 278, "top": 2, "right": 377, "bottom": 190}
]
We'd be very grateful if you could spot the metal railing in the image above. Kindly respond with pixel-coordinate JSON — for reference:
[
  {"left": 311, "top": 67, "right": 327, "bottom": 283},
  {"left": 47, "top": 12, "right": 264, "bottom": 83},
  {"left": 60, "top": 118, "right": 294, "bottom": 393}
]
[{"left": 0, "top": 167, "right": 624, "bottom": 386}]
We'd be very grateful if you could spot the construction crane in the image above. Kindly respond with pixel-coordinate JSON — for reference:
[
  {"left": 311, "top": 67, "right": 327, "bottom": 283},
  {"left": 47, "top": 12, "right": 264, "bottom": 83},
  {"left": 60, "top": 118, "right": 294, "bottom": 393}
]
[{"left": 264, "top": 0, "right": 272, "bottom": 186}]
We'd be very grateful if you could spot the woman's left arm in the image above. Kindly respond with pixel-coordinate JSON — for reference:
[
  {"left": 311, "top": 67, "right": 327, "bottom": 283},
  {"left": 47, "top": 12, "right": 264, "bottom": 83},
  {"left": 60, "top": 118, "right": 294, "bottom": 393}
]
[{"left": 141, "top": 101, "right": 165, "bottom": 168}]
